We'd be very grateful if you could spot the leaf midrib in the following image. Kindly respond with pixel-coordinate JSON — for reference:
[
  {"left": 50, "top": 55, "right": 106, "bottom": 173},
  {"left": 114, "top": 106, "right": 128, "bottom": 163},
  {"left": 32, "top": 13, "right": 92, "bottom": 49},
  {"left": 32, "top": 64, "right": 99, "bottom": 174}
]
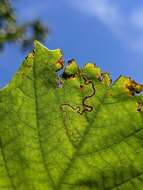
[{"left": 32, "top": 55, "right": 55, "bottom": 189}]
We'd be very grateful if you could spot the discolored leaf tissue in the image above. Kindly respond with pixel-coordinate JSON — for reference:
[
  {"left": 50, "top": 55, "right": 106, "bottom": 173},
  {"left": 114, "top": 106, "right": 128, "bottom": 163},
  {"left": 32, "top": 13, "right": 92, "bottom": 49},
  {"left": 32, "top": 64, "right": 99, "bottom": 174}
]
[{"left": 0, "top": 41, "right": 143, "bottom": 190}]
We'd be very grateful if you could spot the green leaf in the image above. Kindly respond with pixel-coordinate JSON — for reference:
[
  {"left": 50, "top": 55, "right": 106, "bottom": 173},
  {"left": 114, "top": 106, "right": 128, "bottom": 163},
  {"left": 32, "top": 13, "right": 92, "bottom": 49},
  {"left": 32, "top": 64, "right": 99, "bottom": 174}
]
[{"left": 1, "top": 41, "right": 143, "bottom": 190}]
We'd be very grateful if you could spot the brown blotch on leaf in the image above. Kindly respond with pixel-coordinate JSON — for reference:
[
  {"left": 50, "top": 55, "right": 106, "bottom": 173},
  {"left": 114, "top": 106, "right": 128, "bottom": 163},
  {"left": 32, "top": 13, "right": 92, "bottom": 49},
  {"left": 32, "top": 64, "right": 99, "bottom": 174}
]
[
  {"left": 125, "top": 79, "right": 143, "bottom": 96},
  {"left": 137, "top": 101, "right": 143, "bottom": 112},
  {"left": 62, "top": 72, "right": 75, "bottom": 79},
  {"left": 26, "top": 64, "right": 32, "bottom": 68},
  {"left": 68, "top": 59, "right": 75, "bottom": 64},
  {"left": 32, "top": 49, "right": 36, "bottom": 55},
  {"left": 57, "top": 58, "right": 64, "bottom": 67},
  {"left": 55, "top": 58, "right": 64, "bottom": 72},
  {"left": 80, "top": 84, "right": 84, "bottom": 89}
]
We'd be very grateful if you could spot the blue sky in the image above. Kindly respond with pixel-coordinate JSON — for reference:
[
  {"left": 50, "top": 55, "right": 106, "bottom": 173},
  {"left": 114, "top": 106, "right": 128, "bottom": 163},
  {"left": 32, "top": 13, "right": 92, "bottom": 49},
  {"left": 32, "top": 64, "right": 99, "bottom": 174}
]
[{"left": 1, "top": 0, "right": 143, "bottom": 87}]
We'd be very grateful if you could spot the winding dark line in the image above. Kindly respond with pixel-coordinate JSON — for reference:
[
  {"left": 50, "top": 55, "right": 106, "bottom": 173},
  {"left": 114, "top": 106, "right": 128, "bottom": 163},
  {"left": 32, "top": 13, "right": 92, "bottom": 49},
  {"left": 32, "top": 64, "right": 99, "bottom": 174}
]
[
  {"left": 81, "top": 75, "right": 95, "bottom": 113},
  {"left": 60, "top": 75, "right": 95, "bottom": 115}
]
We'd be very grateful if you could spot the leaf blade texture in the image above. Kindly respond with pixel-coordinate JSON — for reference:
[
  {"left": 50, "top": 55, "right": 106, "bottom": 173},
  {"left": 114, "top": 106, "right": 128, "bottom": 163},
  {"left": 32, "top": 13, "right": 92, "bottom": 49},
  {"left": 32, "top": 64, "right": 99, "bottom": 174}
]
[{"left": 0, "top": 41, "right": 143, "bottom": 190}]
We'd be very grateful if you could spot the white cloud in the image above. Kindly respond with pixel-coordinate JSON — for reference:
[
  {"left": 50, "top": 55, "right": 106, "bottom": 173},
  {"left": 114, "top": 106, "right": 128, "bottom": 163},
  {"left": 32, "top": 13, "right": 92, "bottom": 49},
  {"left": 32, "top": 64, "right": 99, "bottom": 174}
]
[
  {"left": 75, "top": 0, "right": 121, "bottom": 28},
  {"left": 67, "top": 0, "right": 143, "bottom": 53},
  {"left": 69, "top": 0, "right": 124, "bottom": 34}
]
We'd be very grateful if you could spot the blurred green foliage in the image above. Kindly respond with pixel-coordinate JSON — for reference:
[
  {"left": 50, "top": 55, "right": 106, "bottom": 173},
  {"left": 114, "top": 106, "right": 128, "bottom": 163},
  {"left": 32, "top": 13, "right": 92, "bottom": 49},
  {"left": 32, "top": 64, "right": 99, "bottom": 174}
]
[{"left": 0, "top": 0, "right": 48, "bottom": 51}]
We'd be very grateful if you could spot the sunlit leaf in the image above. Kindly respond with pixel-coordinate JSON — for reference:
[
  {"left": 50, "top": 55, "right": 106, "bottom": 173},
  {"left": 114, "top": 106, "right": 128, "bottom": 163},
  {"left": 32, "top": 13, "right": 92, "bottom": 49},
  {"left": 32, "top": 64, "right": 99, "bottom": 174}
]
[{"left": 0, "top": 41, "right": 143, "bottom": 190}]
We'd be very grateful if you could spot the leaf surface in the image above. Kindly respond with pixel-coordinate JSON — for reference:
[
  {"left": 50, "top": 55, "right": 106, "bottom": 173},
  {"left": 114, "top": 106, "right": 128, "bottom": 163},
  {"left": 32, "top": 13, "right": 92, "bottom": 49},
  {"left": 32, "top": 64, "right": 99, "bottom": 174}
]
[{"left": 0, "top": 41, "right": 143, "bottom": 190}]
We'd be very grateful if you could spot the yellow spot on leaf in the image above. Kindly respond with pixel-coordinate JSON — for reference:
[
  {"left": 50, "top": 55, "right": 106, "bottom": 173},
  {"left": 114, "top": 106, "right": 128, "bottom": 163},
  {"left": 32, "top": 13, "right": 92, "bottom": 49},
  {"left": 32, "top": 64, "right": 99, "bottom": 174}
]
[{"left": 124, "top": 79, "right": 143, "bottom": 96}]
